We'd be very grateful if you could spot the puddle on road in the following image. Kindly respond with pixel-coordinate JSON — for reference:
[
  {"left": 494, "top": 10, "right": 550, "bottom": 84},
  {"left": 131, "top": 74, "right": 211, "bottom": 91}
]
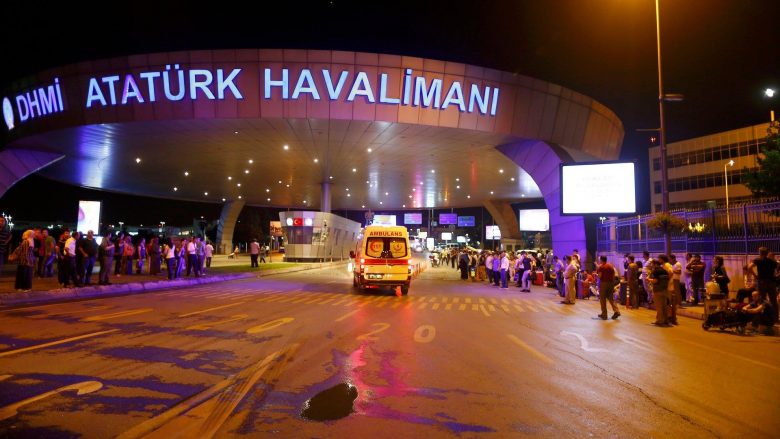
[{"left": 300, "top": 382, "right": 358, "bottom": 421}]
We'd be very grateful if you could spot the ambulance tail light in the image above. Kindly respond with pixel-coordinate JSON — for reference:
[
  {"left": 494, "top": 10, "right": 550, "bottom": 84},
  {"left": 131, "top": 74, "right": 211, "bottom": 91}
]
[
  {"left": 408, "top": 259, "right": 413, "bottom": 273},
  {"left": 360, "top": 258, "right": 365, "bottom": 273}
]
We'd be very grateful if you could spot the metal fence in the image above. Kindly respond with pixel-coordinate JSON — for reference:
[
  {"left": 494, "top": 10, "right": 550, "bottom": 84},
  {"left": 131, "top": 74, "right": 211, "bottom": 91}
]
[{"left": 597, "top": 200, "right": 780, "bottom": 255}]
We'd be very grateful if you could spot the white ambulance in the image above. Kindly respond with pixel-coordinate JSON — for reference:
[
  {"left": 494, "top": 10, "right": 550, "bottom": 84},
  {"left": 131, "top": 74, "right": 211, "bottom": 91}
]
[{"left": 351, "top": 225, "right": 412, "bottom": 295}]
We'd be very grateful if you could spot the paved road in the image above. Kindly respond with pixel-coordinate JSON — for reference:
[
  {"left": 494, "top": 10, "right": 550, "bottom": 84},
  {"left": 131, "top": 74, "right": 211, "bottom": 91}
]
[{"left": 0, "top": 264, "right": 778, "bottom": 438}]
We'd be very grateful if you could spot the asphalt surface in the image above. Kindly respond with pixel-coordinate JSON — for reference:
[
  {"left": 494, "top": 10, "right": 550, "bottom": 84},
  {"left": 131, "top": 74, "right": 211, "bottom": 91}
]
[{"left": 0, "top": 263, "right": 778, "bottom": 438}]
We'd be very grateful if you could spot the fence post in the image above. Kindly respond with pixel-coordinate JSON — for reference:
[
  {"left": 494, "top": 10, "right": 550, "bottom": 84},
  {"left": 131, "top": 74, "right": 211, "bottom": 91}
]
[
  {"left": 743, "top": 205, "right": 749, "bottom": 255},
  {"left": 710, "top": 208, "right": 717, "bottom": 256}
]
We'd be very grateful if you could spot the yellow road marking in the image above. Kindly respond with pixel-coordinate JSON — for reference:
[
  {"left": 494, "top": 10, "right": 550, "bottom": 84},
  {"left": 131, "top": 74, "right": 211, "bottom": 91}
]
[
  {"left": 507, "top": 334, "right": 553, "bottom": 364},
  {"left": 82, "top": 308, "right": 153, "bottom": 322},
  {"left": 178, "top": 302, "right": 245, "bottom": 318},
  {"left": 318, "top": 298, "right": 335, "bottom": 305},
  {"left": 526, "top": 304, "right": 538, "bottom": 312},
  {"left": 502, "top": 298, "right": 510, "bottom": 304},
  {"left": 0, "top": 380, "right": 103, "bottom": 421},
  {"left": 479, "top": 298, "right": 486, "bottom": 304},
  {"left": 441, "top": 297, "right": 449, "bottom": 303},
  {"left": 514, "top": 304, "right": 525, "bottom": 312},
  {"left": 331, "top": 298, "right": 350, "bottom": 306},
  {"left": 465, "top": 298, "right": 472, "bottom": 304},
  {"left": 118, "top": 345, "right": 299, "bottom": 439},
  {"left": 45, "top": 305, "right": 111, "bottom": 316},
  {"left": 489, "top": 298, "right": 498, "bottom": 304},
  {"left": 488, "top": 304, "right": 496, "bottom": 312},
  {"left": 432, "top": 303, "right": 440, "bottom": 310},
  {"left": 186, "top": 314, "right": 249, "bottom": 330},
  {"left": 501, "top": 304, "right": 511, "bottom": 313},
  {"left": 512, "top": 298, "right": 522, "bottom": 304},
  {"left": 459, "top": 304, "right": 467, "bottom": 311},
  {"left": 445, "top": 304, "right": 453, "bottom": 311},
  {"left": 405, "top": 302, "right": 414, "bottom": 309},
  {"left": 335, "top": 310, "right": 359, "bottom": 322},
  {"left": 246, "top": 317, "right": 295, "bottom": 334},
  {"left": 418, "top": 303, "right": 428, "bottom": 310},
  {"left": 679, "top": 340, "right": 780, "bottom": 371},
  {"left": 471, "top": 304, "right": 479, "bottom": 311},
  {"left": 0, "top": 375, "right": 11, "bottom": 381},
  {"left": 376, "top": 301, "right": 387, "bottom": 308},
  {"left": 391, "top": 302, "right": 401, "bottom": 309},
  {"left": 429, "top": 297, "right": 438, "bottom": 303},
  {"left": 0, "top": 330, "right": 119, "bottom": 358},
  {"left": 479, "top": 305, "right": 491, "bottom": 317},
  {"left": 453, "top": 298, "right": 460, "bottom": 303}
]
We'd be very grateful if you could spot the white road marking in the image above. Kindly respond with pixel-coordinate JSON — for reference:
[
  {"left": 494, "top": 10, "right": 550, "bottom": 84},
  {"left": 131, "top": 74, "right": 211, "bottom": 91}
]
[{"left": 560, "top": 331, "right": 609, "bottom": 353}]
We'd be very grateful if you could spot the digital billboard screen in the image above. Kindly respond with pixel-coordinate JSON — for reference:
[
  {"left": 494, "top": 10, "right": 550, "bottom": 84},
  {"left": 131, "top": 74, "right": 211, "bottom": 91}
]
[
  {"left": 485, "top": 225, "right": 501, "bottom": 240},
  {"left": 404, "top": 213, "right": 423, "bottom": 225},
  {"left": 439, "top": 213, "right": 457, "bottom": 225},
  {"left": 519, "top": 209, "right": 550, "bottom": 231},
  {"left": 561, "top": 162, "right": 636, "bottom": 214},
  {"left": 77, "top": 201, "right": 101, "bottom": 233},
  {"left": 373, "top": 215, "right": 397, "bottom": 226},
  {"left": 457, "top": 216, "right": 475, "bottom": 227}
]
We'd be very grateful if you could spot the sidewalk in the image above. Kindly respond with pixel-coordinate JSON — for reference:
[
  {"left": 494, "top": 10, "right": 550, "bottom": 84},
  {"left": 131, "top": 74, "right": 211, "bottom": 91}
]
[{"left": 0, "top": 257, "right": 348, "bottom": 307}]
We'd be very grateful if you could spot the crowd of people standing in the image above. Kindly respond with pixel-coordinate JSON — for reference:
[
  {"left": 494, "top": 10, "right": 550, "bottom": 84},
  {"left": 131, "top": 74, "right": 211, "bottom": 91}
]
[{"left": 3, "top": 225, "right": 214, "bottom": 291}]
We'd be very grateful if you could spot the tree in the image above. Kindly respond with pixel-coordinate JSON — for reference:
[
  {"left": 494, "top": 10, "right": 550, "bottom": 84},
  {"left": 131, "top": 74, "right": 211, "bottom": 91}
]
[
  {"left": 646, "top": 212, "right": 687, "bottom": 254},
  {"left": 743, "top": 122, "right": 780, "bottom": 198}
]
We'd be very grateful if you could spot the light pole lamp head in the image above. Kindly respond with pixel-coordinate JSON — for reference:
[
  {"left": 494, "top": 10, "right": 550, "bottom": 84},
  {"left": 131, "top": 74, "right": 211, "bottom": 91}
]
[
  {"left": 766, "top": 88, "right": 775, "bottom": 98},
  {"left": 728, "top": 160, "right": 735, "bottom": 167}
]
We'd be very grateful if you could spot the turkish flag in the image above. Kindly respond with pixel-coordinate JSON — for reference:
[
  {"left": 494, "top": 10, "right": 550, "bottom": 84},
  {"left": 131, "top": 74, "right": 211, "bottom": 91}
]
[{"left": 293, "top": 218, "right": 303, "bottom": 226}]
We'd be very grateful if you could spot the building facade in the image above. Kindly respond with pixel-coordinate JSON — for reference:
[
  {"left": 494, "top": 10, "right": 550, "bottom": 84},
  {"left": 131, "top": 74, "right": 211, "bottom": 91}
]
[{"left": 649, "top": 122, "right": 771, "bottom": 212}]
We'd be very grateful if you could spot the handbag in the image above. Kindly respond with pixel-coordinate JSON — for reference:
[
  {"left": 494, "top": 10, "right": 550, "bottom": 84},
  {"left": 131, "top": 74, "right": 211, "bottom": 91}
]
[{"left": 8, "top": 245, "right": 20, "bottom": 262}]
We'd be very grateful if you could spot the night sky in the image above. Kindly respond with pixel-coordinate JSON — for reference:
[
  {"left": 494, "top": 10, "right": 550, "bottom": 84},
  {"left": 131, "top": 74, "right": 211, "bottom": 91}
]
[{"left": 1, "top": 0, "right": 778, "bottom": 222}]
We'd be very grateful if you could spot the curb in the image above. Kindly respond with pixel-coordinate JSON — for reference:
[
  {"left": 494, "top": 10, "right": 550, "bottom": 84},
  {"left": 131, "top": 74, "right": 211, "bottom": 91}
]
[
  {"left": 0, "top": 273, "right": 255, "bottom": 307},
  {"left": 0, "top": 260, "right": 350, "bottom": 307}
]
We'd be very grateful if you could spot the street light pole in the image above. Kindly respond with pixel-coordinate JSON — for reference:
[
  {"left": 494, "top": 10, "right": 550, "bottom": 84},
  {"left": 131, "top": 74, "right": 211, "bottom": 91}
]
[
  {"left": 654, "top": 0, "right": 672, "bottom": 255},
  {"left": 724, "top": 160, "right": 734, "bottom": 228}
]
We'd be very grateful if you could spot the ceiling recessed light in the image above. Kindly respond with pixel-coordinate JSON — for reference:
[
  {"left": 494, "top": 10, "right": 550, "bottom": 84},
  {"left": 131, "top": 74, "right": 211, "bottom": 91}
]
[
  {"left": 234, "top": 130, "right": 239, "bottom": 134},
  {"left": 408, "top": 195, "right": 412, "bottom": 198},
  {"left": 490, "top": 191, "right": 494, "bottom": 195},
  {"left": 283, "top": 144, "right": 289, "bottom": 150},
  {"left": 204, "top": 192, "right": 208, "bottom": 196},
  {"left": 456, "top": 185, "right": 460, "bottom": 189},
  {"left": 467, "top": 195, "right": 471, "bottom": 199},
  {"left": 238, "top": 195, "right": 242, "bottom": 199},
  {"left": 379, "top": 201, "right": 383, "bottom": 205},
  {"left": 455, "top": 178, "right": 460, "bottom": 182},
  {"left": 347, "top": 193, "right": 351, "bottom": 197},
  {"left": 521, "top": 194, "right": 525, "bottom": 197},
  {"left": 237, "top": 183, "right": 241, "bottom": 187},
  {"left": 265, "top": 188, "right": 270, "bottom": 192},
  {"left": 412, "top": 188, "right": 416, "bottom": 192},
  {"left": 431, "top": 169, "right": 435, "bottom": 173},
  {"left": 228, "top": 176, "right": 232, "bottom": 180},
  {"left": 352, "top": 168, "right": 357, "bottom": 172},
  {"left": 286, "top": 184, "right": 290, "bottom": 187},
  {"left": 245, "top": 169, "right": 250, "bottom": 174},
  {"left": 366, "top": 180, "right": 370, "bottom": 184},
  {"left": 135, "top": 157, "right": 141, "bottom": 163},
  {"left": 419, "top": 182, "right": 423, "bottom": 185},
  {"left": 367, "top": 148, "right": 372, "bottom": 153},
  {"left": 173, "top": 187, "right": 178, "bottom": 191},
  {"left": 362, "top": 205, "right": 365, "bottom": 208},
  {"left": 184, "top": 171, "right": 189, "bottom": 176},
  {"left": 267, "top": 198, "right": 271, "bottom": 202},
  {"left": 403, "top": 204, "right": 406, "bottom": 208},
  {"left": 329, "top": 176, "right": 333, "bottom": 180},
  {"left": 222, "top": 198, "right": 226, "bottom": 202},
  {"left": 499, "top": 169, "right": 504, "bottom": 174},
  {"left": 314, "top": 158, "right": 319, "bottom": 163},
  {"left": 385, "top": 192, "right": 389, "bottom": 196},
  {"left": 303, "top": 200, "right": 307, "bottom": 204},
  {"left": 248, "top": 159, "right": 253, "bottom": 164},
  {"left": 511, "top": 177, "right": 515, "bottom": 182},
  {"left": 346, "top": 188, "right": 350, "bottom": 191}
]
